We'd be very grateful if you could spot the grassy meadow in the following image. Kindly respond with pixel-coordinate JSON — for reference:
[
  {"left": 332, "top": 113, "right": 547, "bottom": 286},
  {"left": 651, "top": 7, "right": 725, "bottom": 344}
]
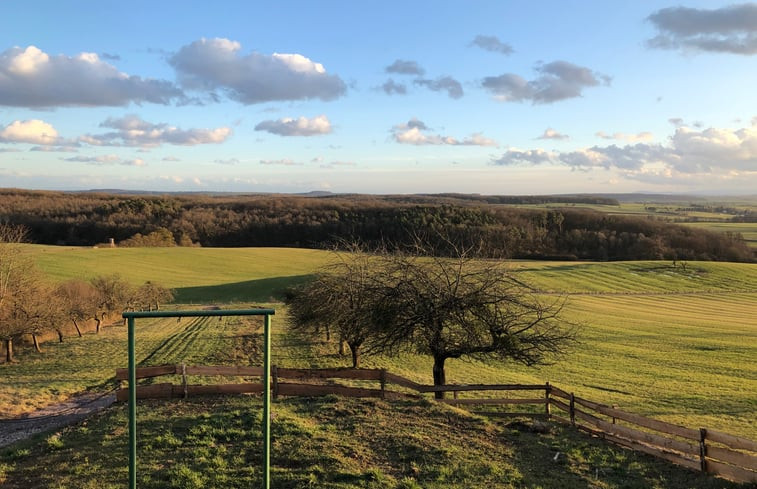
[{"left": 1, "top": 245, "right": 755, "bottom": 488}]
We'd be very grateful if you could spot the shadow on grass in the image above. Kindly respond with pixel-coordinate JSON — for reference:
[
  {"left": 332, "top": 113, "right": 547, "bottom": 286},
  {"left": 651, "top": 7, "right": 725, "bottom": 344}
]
[{"left": 172, "top": 274, "right": 315, "bottom": 304}]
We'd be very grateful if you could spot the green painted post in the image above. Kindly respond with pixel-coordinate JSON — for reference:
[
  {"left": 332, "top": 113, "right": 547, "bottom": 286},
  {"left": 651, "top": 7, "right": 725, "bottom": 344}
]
[
  {"left": 128, "top": 316, "right": 137, "bottom": 489},
  {"left": 263, "top": 314, "right": 271, "bottom": 489}
]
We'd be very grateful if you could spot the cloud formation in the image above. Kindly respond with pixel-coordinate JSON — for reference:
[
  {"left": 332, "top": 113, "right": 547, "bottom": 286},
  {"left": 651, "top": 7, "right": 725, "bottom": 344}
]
[
  {"left": 0, "top": 119, "right": 60, "bottom": 145},
  {"left": 471, "top": 35, "right": 513, "bottom": 55},
  {"left": 260, "top": 159, "right": 302, "bottom": 166},
  {"left": 537, "top": 128, "right": 569, "bottom": 140},
  {"left": 79, "top": 115, "right": 232, "bottom": 147},
  {"left": 482, "top": 61, "right": 609, "bottom": 103},
  {"left": 254, "top": 115, "right": 332, "bottom": 136},
  {"left": 0, "top": 46, "right": 182, "bottom": 107},
  {"left": 391, "top": 119, "right": 497, "bottom": 146},
  {"left": 380, "top": 79, "right": 407, "bottom": 95},
  {"left": 64, "top": 154, "right": 145, "bottom": 166},
  {"left": 385, "top": 59, "right": 425, "bottom": 76},
  {"left": 596, "top": 131, "right": 654, "bottom": 142},
  {"left": 414, "top": 76, "right": 464, "bottom": 99},
  {"left": 492, "top": 123, "right": 757, "bottom": 179},
  {"left": 169, "top": 38, "right": 347, "bottom": 104},
  {"left": 647, "top": 4, "right": 757, "bottom": 55}
]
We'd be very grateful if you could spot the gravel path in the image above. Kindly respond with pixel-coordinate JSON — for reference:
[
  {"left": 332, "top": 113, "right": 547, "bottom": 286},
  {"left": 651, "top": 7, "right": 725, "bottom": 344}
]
[{"left": 0, "top": 391, "right": 116, "bottom": 448}]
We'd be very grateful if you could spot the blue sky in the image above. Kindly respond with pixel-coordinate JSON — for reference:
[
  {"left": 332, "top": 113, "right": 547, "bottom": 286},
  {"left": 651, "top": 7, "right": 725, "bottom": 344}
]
[{"left": 1, "top": 1, "right": 756, "bottom": 194}]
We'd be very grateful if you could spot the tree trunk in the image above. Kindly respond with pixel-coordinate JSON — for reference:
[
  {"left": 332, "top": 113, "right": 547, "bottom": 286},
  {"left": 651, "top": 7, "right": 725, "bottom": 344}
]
[
  {"left": 95, "top": 316, "right": 101, "bottom": 333},
  {"left": 32, "top": 334, "right": 42, "bottom": 353},
  {"left": 5, "top": 338, "right": 13, "bottom": 363},
  {"left": 348, "top": 342, "right": 361, "bottom": 368},
  {"left": 338, "top": 339, "right": 346, "bottom": 356},
  {"left": 324, "top": 324, "right": 331, "bottom": 342},
  {"left": 56, "top": 329, "right": 65, "bottom": 343},
  {"left": 432, "top": 356, "right": 447, "bottom": 400},
  {"left": 72, "top": 319, "right": 83, "bottom": 337}
]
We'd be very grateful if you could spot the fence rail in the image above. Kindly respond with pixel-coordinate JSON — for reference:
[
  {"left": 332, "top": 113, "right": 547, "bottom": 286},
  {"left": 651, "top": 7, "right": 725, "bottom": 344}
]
[
  {"left": 548, "top": 387, "right": 757, "bottom": 484},
  {"left": 115, "top": 364, "right": 756, "bottom": 484}
]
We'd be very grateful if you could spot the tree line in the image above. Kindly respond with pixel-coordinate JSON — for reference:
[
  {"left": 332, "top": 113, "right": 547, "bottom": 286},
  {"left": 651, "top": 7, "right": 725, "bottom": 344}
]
[
  {"left": 0, "top": 188, "right": 752, "bottom": 262},
  {"left": 0, "top": 225, "right": 172, "bottom": 363}
]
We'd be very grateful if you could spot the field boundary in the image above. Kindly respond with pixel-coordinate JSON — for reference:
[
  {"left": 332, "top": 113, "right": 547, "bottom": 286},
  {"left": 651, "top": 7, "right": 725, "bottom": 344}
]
[{"left": 115, "top": 364, "right": 757, "bottom": 484}]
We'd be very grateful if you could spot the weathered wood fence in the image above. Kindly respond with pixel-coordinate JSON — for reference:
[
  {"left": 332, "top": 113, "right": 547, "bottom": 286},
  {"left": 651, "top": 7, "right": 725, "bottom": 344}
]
[{"left": 114, "top": 365, "right": 757, "bottom": 484}]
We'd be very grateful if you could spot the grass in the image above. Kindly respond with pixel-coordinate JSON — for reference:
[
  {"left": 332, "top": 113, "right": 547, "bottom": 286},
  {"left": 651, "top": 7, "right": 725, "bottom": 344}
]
[
  {"left": 27, "top": 245, "right": 333, "bottom": 302},
  {"left": 0, "top": 314, "right": 266, "bottom": 416},
  {"left": 0, "top": 396, "right": 746, "bottom": 488},
  {"left": 0, "top": 245, "right": 755, "bottom": 486}
]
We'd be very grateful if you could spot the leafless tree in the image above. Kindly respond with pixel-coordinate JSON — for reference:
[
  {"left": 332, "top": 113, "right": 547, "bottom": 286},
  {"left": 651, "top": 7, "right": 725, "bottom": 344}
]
[{"left": 287, "top": 246, "right": 385, "bottom": 368}]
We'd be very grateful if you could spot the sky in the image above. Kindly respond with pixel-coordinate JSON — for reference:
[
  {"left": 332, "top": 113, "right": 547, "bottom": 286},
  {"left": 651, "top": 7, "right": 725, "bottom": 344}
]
[{"left": 1, "top": 1, "right": 757, "bottom": 195}]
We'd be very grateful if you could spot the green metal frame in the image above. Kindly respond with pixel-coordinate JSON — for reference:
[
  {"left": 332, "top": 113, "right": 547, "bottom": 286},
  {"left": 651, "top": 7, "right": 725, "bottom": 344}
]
[{"left": 123, "top": 308, "right": 275, "bottom": 489}]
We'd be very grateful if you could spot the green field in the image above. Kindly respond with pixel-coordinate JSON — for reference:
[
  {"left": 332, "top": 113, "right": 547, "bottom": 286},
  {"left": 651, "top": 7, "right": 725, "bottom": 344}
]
[
  {"left": 1, "top": 246, "right": 755, "bottom": 488},
  {"left": 3, "top": 245, "right": 753, "bottom": 438}
]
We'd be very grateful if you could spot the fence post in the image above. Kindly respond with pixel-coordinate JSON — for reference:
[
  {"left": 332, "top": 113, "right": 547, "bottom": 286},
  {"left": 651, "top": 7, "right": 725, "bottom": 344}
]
[
  {"left": 181, "top": 363, "right": 188, "bottom": 399},
  {"left": 272, "top": 365, "right": 279, "bottom": 400},
  {"left": 612, "top": 404, "right": 617, "bottom": 424},
  {"left": 545, "top": 382, "right": 551, "bottom": 418},
  {"left": 380, "top": 369, "right": 387, "bottom": 399},
  {"left": 569, "top": 393, "right": 575, "bottom": 426},
  {"left": 699, "top": 428, "right": 708, "bottom": 473}
]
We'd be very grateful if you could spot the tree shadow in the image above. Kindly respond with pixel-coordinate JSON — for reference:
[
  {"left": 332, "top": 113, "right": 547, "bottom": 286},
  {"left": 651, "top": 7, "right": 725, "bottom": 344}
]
[{"left": 172, "top": 274, "right": 315, "bottom": 304}]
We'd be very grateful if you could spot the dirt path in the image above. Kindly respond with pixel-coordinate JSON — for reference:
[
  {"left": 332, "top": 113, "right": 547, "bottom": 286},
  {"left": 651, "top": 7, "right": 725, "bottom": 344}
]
[{"left": 0, "top": 391, "right": 116, "bottom": 448}]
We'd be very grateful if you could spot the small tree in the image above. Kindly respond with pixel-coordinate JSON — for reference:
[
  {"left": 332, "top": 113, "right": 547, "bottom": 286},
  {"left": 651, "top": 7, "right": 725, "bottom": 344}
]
[
  {"left": 90, "top": 275, "right": 132, "bottom": 332},
  {"left": 134, "top": 281, "right": 174, "bottom": 311},
  {"left": 376, "top": 242, "right": 577, "bottom": 398},
  {"left": 287, "top": 248, "right": 384, "bottom": 368},
  {"left": 55, "top": 279, "right": 99, "bottom": 337},
  {"left": 0, "top": 224, "right": 32, "bottom": 362}
]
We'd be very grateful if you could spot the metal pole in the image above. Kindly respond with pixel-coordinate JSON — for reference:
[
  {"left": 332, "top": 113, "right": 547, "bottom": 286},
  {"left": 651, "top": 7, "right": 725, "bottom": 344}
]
[
  {"left": 128, "top": 316, "right": 137, "bottom": 489},
  {"left": 262, "top": 314, "right": 272, "bottom": 489}
]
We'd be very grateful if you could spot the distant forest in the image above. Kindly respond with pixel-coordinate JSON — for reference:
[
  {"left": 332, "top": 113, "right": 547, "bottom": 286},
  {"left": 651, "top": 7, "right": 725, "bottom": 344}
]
[{"left": 0, "top": 189, "right": 752, "bottom": 262}]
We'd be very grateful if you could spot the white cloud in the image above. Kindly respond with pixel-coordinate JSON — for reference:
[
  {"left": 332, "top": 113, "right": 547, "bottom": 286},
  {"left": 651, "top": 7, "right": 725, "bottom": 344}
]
[
  {"left": 63, "top": 154, "right": 146, "bottom": 166},
  {"left": 254, "top": 115, "right": 332, "bottom": 136},
  {"left": 321, "top": 161, "right": 357, "bottom": 169},
  {"left": 260, "top": 159, "right": 302, "bottom": 166},
  {"left": 492, "top": 122, "right": 757, "bottom": 180},
  {"left": 385, "top": 59, "right": 425, "bottom": 76},
  {"left": 214, "top": 158, "right": 240, "bottom": 165},
  {"left": 471, "top": 35, "right": 513, "bottom": 55},
  {"left": 380, "top": 79, "right": 407, "bottom": 95},
  {"left": 169, "top": 38, "right": 346, "bottom": 104},
  {"left": 391, "top": 119, "right": 498, "bottom": 147},
  {"left": 482, "top": 61, "right": 609, "bottom": 104},
  {"left": 596, "top": 131, "right": 653, "bottom": 142},
  {"left": 80, "top": 114, "right": 232, "bottom": 147},
  {"left": 414, "top": 76, "right": 464, "bottom": 99},
  {"left": 537, "top": 128, "right": 569, "bottom": 140},
  {"left": 0, "top": 46, "right": 182, "bottom": 107},
  {"left": 0, "top": 119, "right": 59, "bottom": 144},
  {"left": 162, "top": 156, "right": 180, "bottom": 162},
  {"left": 648, "top": 4, "right": 757, "bottom": 55}
]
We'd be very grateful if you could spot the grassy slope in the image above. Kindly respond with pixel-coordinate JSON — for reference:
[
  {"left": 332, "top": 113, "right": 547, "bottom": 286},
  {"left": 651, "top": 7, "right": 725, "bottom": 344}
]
[
  {"left": 1, "top": 315, "right": 749, "bottom": 488},
  {"left": 0, "top": 396, "right": 745, "bottom": 489},
  {"left": 28, "top": 245, "right": 333, "bottom": 302},
  {"left": 3, "top": 246, "right": 755, "bottom": 435}
]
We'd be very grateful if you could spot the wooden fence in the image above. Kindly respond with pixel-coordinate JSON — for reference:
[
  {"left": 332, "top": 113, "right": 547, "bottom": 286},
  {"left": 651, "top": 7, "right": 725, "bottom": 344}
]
[
  {"left": 114, "top": 365, "right": 756, "bottom": 484},
  {"left": 547, "top": 386, "right": 757, "bottom": 485}
]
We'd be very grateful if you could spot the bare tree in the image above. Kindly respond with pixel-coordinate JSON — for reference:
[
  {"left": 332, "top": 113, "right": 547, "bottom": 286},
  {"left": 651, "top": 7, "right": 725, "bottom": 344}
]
[
  {"left": 55, "top": 279, "right": 99, "bottom": 337},
  {"left": 375, "top": 241, "right": 577, "bottom": 398},
  {"left": 90, "top": 275, "right": 132, "bottom": 332},
  {"left": 287, "top": 247, "right": 384, "bottom": 368},
  {"left": 133, "top": 281, "right": 174, "bottom": 311},
  {"left": 0, "top": 225, "right": 42, "bottom": 361}
]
